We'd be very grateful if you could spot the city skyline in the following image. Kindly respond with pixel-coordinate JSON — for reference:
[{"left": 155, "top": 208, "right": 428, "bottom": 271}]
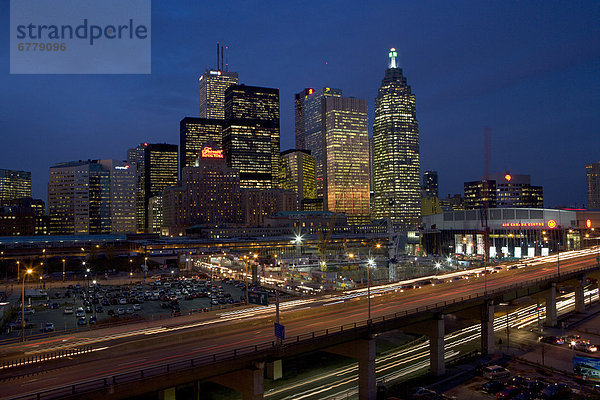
[{"left": 1, "top": 1, "right": 599, "bottom": 207}]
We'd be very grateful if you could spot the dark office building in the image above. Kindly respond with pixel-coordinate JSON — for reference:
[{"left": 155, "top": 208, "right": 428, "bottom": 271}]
[
  {"left": 144, "top": 144, "right": 178, "bottom": 230},
  {"left": 464, "top": 180, "right": 497, "bottom": 209},
  {"left": 490, "top": 172, "right": 543, "bottom": 208},
  {"left": 422, "top": 171, "right": 439, "bottom": 198},
  {"left": 294, "top": 88, "right": 314, "bottom": 150},
  {"left": 223, "top": 84, "right": 280, "bottom": 189},
  {"left": 0, "top": 198, "right": 48, "bottom": 236},
  {"left": 180, "top": 117, "right": 224, "bottom": 176}
]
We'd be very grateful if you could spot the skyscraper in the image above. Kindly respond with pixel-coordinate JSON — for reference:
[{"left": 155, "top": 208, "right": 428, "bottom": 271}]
[
  {"left": 294, "top": 88, "right": 314, "bottom": 150},
  {"left": 48, "top": 160, "right": 135, "bottom": 235},
  {"left": 422, "top": 171, "right": 439, "bottom": 198},
  {"left": 322, "top": 96, "right": 370, "bottom": 224},
  {"left": 301, "top": 87, "right": 343, "bottom": 199},
  {"left": 279, "top": 149, "right": 316, "bottom": 210},
  {"left": 180, "top": 117, "right": 224, "bottom": 175},
  {"left": 199, "top": 69, "right": 239, "bottom": 119},
  {"left": 223, "top": 84, "right": 280, "bottom": 189},
  {"left": 587, "top": 162, "right": 600, "bottom": 209},
  {"left": 127, "top": 143, "right": 147, "bottom": 233},
  {"left": 372, "top": 48, "right": 421, "bottom": 229},
  {"left": 144, "top": 144, "right": 178, "bottom": 231},
  {"left": 98, "top": 160, "right": 137, "bottom": 234},
  {"left": 0, "top": 169, "right": 31, "bottom": 200}
]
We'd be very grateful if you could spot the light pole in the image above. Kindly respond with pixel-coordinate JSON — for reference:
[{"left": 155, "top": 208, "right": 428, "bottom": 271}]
[
  {"left": 367, "top": 243, "right": 381, "bottom": 321},
  {"left": 62, "top": 259, "right": 66, "bottom": 282},
  {"left": 21, "top": 268, "right": 33, "bottom": 342},
  {"left": 244, "top": 255, "right": 249, "bottom": 305}
]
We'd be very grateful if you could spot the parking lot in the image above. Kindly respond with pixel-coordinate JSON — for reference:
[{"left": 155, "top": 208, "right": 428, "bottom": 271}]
[{"left": 6, "top": 276, "right": 250, "bottom": 338}]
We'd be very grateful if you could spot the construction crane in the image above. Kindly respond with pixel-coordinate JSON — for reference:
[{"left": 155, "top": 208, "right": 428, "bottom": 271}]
[{"left": 317, "top": 213, "right": 337, "bottom": 271}]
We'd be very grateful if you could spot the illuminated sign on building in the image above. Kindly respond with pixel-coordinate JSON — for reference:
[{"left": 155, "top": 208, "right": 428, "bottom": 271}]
[
  {"left": 547, "top": 220, "right": 557, "bottom": 229},
  {"left": 586, "top": 219, "right": 592, "bottom": 228},
  {"left": 201, "top": 147, "right": 224, "bottom": 159},
  {"left": 115, "top": 165, "right": 130, "bottom": 170},
  {"left": 504, "top": 174, "right": 512, "bottom": 181},
  {"left": 502, "top": 222, "right": 545, "bottom": 228}
]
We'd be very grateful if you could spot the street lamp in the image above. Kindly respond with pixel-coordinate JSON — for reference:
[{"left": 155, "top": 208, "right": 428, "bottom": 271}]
[
  {"left": 243, "top": 255, "right": 249, "bottom": 305},
  {"left": 367, "top": 243, "right": 381, "bottom": 321},
  {"left": 62, "top": 259, "right": 66, "bottom": 282},
  {"left": 21, "top": 268, "right": 33, "bottom": 342}
]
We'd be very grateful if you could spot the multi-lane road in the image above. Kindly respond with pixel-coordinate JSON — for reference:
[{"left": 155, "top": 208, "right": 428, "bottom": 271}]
[{"left": 2, "top": 247, "right": 599, "bottom": 399}]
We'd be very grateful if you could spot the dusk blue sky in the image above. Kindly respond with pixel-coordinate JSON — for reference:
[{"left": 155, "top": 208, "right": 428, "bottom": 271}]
[{"left": 1, "top": 1, "right": 599, "bottom": 208}]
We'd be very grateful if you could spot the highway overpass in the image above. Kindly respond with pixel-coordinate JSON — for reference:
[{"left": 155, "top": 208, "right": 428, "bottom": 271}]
[{"left": 1, "top": 247, "right": 599, "bottom": 400}]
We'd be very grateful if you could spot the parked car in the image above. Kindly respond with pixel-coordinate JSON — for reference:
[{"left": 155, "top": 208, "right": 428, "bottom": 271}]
[
  {"left": 496, "top": 385, "right": 520, "bottom": 399},
  {"left": 483, "top": 365, "right": 510, "bottom": 380},
  {"left": 89, "top": 316, "right": 97, "bottom": 325},
  {"left": 117, "top": 308, "right": 125, "bottom": 315},
  {"left": 481, "top": 380, "right": 504, "bottom": 394},
  {"left": 64, "top": 306, "right": 74, "bottom": 315},
  {"left": 95, "top": 306, "right": 104, "bottom": 313},
  {"left": 77, "top": 317, "right": 86, "bottom": 326},
  {"left": 43, "top": 322, "right": 55, "bottom": 332},
  {"left": 540, "top": 383, "right": 571, "bottom": 399}
]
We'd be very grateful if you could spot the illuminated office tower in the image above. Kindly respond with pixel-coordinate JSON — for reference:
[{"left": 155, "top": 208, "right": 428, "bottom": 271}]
[
  {"left": 0, "top": 169, "right": 31, "bottom": 200},
  {"left": 144, "top": 144, "right": 178, "bottom": 231},
  {"left": 587, "top": 162, "right": 600, "bottom": 209},
  {"left": 199, "top": 69, "right": 239, "bottom": 119},
  {"left": 127, "top": 143, "right": 147, "bottom": 232},
  {"left": 322, "top": 97, "right": 370, "bottom": 224},
  {"left": 180, "top": 117, "right": 224, "bottom": 175},
  {"left": 372, "top": 48, "right": 421, "bottom": 229},
  {"left": 98, "top": 160, "right": 136, "bottom": 234},
  {"left": 464, "top": 180, "right": 497, "bottom": 209},
  {"left": 223, "top": 84, "right": 280, "bottom": 189},
  {"left": 301, "top": 87, "right": 343, "bottom": 199},
  {"left": 279, "top": 149, "right": 316, "bottom": 210},
  {"left": 490, "top": 172, "right": 543, "bottom": 208},
  {"left": 49, "top": 160, "right": 134, "bottom": 235},
  {"left": 294, "top": 88, "right": 314, "bottom": 149}
]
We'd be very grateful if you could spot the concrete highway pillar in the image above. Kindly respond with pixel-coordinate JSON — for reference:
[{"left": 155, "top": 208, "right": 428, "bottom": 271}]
[
  {"left": 357, "top": 339, "right": 377, "bottom": 400},
  {"left": 481, "top": 300, "right": 495, "bottom": 355},
  {"left": 265, "top": 359, "right": 282, "bottom": 381},
  {"left": 545, "top": 283, "right": 557, "bottom": 327},
  {"left": 428, "top": 314, "right": 445, "bottom": 377},
  {"left": 210, "top": 362, "right": 265, "bottom": 400},
  {"left": 325, "top": 338, "right": 377, "bottom": 400},
  {"left": 574, "top": 277, "right": 586, "bottom": 313},
  {"left": 158, "top": 387, "right": 176, "bottom": 400}
]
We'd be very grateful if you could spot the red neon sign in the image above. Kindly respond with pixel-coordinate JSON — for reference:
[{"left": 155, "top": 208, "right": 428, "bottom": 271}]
[{"left": 201, "top": 147, "right": 223, "bottom": 158}]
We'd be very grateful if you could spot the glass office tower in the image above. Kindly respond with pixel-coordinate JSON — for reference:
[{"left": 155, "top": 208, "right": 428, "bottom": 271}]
[
  {"left": 199, "top": 69, "right": 239, "bottom": 119},
  {"left": 0, "top": 169, "right": 31, "bottom": 200},
  {"left": 323, "top": 97, "right": 370, "bottom": 224},
  {"left": 373, "top": 48, "right": 421, "bottom": 229},
  {"left": 223, "top": 84, "right": 280, "bottom": 189}
]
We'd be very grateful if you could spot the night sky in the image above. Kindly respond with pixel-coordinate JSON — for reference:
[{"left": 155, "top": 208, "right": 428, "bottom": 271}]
[{"left": 1, "top": 1, "right": 599, "bottom": 208}]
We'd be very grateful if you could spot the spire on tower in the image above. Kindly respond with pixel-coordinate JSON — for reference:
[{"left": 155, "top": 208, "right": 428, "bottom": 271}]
[{"left": 388, "top": 48, "right": 398, "bottom": 68}]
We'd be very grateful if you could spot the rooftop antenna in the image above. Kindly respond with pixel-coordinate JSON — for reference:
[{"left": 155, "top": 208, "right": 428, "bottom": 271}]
[
  {"left": 221, "top": 45, "right": 224, "bottom": 73},
  {"left": 388, "top": 47, "right": 398, "bottom": 68},
  {"left": 225, "top": 45, "right": 229, "bottom": 71},
  {"left": 217, "top": 42, "right": 220, "bottom": 70}
]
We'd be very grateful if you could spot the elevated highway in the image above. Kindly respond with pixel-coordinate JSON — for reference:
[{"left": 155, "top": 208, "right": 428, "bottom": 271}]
[{"left": 2, "top": 247, "right": 599, "bottom": 400}]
